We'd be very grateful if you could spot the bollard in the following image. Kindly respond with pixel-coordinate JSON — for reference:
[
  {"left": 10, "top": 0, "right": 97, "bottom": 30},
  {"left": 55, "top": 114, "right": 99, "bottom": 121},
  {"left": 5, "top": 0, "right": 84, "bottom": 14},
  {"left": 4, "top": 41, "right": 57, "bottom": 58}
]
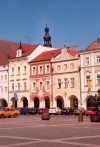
[{"left": 78, "top": 112, "right": 83, "bottom": 122}]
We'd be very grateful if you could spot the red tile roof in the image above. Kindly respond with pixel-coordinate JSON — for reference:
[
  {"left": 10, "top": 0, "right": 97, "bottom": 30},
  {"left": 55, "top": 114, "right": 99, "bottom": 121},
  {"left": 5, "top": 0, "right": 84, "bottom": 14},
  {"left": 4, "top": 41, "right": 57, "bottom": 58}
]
[
  {"left": 67, "top": 49, "right": 79, "bottom": 56},
  {"left": 9, "top": 44, "right": 39, "bottom": 59},
  {"left": 85, "top": 38, "right": 100, "bottom": 51},
  {"left": 30, "top": 48, "right": 78, "bottom": 63},
  {"left": 30, "top": 49, "right": 62, "bottom": 63},
  {"left": 0, "top": 40, "right": 39, "bottom": 66}
]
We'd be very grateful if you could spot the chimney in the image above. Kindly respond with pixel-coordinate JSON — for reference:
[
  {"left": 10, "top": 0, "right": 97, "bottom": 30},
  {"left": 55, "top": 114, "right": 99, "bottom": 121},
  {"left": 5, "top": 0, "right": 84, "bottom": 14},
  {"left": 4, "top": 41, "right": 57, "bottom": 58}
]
[
  {"left": 64, "top": 44, "right": 66, "bottom": 48},
  {"left": 97, "top": 38, "right": 100, "bottom": 45}
]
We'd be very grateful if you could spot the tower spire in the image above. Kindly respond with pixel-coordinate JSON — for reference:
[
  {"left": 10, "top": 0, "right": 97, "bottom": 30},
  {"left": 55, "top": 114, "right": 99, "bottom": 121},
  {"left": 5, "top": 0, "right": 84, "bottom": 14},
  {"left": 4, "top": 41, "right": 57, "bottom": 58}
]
[{"left": 43, "top": 23, "right": 52, "bottom": 47}]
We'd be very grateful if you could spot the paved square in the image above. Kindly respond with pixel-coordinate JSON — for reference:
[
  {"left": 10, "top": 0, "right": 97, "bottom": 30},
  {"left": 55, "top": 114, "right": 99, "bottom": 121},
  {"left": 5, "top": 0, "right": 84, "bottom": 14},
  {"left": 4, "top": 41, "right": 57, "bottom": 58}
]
[{"left": 0, "top": 115, "right": 100, "bottom": 147}]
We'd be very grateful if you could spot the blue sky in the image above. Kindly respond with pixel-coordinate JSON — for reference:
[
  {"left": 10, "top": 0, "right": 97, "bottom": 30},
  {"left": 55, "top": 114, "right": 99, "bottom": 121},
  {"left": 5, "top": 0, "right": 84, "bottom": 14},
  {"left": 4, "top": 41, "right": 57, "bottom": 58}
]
[{"left": 0, "top": 0, "right": 100, "bottom": 50}]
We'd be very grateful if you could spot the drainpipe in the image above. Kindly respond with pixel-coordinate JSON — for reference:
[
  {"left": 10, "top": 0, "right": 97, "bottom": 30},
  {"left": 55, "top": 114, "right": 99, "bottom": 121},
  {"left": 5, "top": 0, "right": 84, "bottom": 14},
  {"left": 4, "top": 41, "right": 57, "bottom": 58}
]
[
  {"left": 7, "top": 67, "right": 9, "bottom": 107},
  {"left": 79, "top": 66, "right": 82, "bottom": 108}
]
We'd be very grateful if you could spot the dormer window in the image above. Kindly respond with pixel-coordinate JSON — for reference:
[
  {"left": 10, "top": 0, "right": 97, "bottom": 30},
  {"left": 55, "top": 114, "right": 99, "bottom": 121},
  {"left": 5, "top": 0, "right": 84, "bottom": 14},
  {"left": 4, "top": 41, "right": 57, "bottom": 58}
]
[
  {"left": 17, "top": 50, "right": 22, "bottom": 57},
  {"left": 16, "top": 41, "right": 23, "bottom": 57}
]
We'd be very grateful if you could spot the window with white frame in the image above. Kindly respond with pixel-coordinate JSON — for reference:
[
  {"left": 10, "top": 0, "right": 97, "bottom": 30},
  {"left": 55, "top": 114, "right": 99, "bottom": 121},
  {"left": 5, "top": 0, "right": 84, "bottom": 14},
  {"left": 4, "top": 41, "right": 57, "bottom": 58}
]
[
  {"left": 39, "top": 66, "right": 43, "bottom": 74},
  {"left": 86, "top": 75, "right": 90, "bottom": 85},
  {"left": 1, "top": 76, "right": 3, "bottom": 80},
  {"left": 18, "top": 83, "right": 20, "bottom": 90},
  {"left": 1, "top": 86, "right": 3, "bottom": 93},
  {"left": 45, "top": 81, "right": 50, "bottom": 90},
  {"left": 46, "top": 65, "right": 50, "bottom": 73},
  {"left": 85, "top": 57, "right": 90, "bottom": 65},
  {"left": 12, "top": 68, "right": 14, "bottom": 75},
  {"left": 64, "top": 64, "right": 67, "bottom": 70},
  {"left": 32, "top": 67, "right": 36, "bottom": 75},
  {"left": 24, "top": 66, "right": 26, "bottom": 74},
  {"left": 18, "top": 67, "right": 20, "bottom": 75},
  {"left": 96, "top": 56, "right": 100, "bottom": 63},
  {"left": 57, "top": 65, "right": 61, "bottom": 71},
  {"left": 33, "top": 82, "right": 36, "bottom": 91},
  {"left": 5, "top": 75, "right": 7, "bottom": 80},
  {"left": 39, "top": 82, "right": 42, "bottom": 90},
  {"left": 70, "top": 63, "right": 74, "bottom": 69},
  {"left": 24, "top": 82, "right": 27, "bottom": 90},
  {"left": 5, "top": 87, "right": 7, "bottom": 92},
  {"left": 71, "top": 78, "right": 75, "bottom": 87},
  {"left": 97, "top": 75, "right": 100, "bottom": 86},
  {"left": 17, "top": 50, "right": 22, "bottom": 57},
  {"left": 64, "top": 78, "right": 68, "bottom": 88},
  {"left": 12, "top": 83, "right": 14, "bottom": 91},
  {"left": 58, "top": 79, "right": 61, "bottom": 88}
]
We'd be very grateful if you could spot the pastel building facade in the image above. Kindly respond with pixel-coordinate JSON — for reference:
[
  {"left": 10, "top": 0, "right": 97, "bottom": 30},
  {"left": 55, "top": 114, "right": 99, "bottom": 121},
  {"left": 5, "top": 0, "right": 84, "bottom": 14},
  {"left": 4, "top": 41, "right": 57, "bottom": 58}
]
[
  {"left": 29, "top": 49, "right": 62, "bottom": 108},
  {"left": 8, "top": 43, "right": 57, "bottom": 108},
  {"left": 0, "top": 40, "right": 21, "bottom": 107},
  {"left": 51, "top": 47, "right": 80, "bottom": 108},
  {"left": 80, "top": 38, "right": 100, "bottom": 109},
  {"left": 0, "top": 65, "right": 8, "bottom": 106}
]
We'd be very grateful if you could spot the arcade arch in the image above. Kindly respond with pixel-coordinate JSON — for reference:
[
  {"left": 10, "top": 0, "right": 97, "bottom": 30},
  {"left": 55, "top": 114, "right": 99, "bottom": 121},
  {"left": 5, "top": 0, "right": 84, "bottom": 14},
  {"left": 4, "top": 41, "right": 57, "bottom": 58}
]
[
  {"left": 43, "top": 96, "right": 50, "bottom": 109},
  {"left": 34, "top": 97, "right": 39, "bottom": 108},
  {"left": 21, "top": 97, "right": 28, "bottom": 107},
  {"left": 85, "top": 95, "right": 95, "bottom": 108},
  {"left": 69, "top": 95, "right": 78, "bottom": 108},
  {"left": 0, "top": 98, "right": 8, "bottom": 107},
  {"left": 55, "top": 96, "right": 64, "bottom": 109}
]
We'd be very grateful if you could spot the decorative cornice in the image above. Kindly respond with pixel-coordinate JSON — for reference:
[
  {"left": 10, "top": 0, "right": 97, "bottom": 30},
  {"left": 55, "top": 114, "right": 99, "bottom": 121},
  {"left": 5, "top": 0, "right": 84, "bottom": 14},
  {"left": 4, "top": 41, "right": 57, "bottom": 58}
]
[{"left": 51, "top": 48, "right": 78, "bottom": 62}]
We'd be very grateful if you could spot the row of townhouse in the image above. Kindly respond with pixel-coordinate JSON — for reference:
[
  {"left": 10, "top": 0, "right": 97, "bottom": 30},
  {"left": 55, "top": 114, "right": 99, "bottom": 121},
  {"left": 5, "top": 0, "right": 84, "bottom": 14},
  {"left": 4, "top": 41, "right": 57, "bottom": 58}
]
[{"left": 0, "top": 38, "right": 100, "bottom": 110}]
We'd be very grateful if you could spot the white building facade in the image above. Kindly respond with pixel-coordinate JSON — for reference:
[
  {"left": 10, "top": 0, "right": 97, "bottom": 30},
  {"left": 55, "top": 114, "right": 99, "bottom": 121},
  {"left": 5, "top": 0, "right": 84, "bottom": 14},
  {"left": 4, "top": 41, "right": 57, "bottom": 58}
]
[
  {"left": 0, "top": 65, "right": 8, "bottom": 106},
  {"left": 80, "top": 39, "right": 100, "bottom": 109},
  {"left": 51, "top": 47, "right": 80, "bottom": 109}
]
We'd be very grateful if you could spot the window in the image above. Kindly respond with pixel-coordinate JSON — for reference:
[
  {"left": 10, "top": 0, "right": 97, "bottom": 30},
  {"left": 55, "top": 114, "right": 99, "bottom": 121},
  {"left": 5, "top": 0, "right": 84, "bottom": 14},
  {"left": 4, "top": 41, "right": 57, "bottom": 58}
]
[
  {"left": 45, "top": 81, "right": 50, "bottom": 90},
  {"left": 39, "top": 66, "right": 43, "bottom": 74},
  {"left": 71, "top": 78, "right": 75, "bottom": 87},
  {"left": 85, "top": 57, "right": 90, "bottom": 65},
  {"left": 24, "top": 66, "right": 26, "bottom": 74},
  {"left": 39, "top": 82, "right": 42, "bottom": 90},
  {"left": 97, "top": 56, "right": 100, "bottom": 63},
  {"left": 57, "top": 65, "right": 61, "bottom": 71},
  {"left": 12, "top": 83, "right": 14, "bottom": 91},
  {"left": 70, "top": 63, "right": 74, "bottom": 69},
  {"left": 86, "top": 75, "right": 90, "bottom": 85},
  {"left": 5, "top": 87, "right": 7, "bottom": 92},
  {"left": 64, "top": 78, "right": 68, "bottom": 88},
  {"left": 18, "top": 67, "right": 20, "bottom": 75},
  {"left": 33, "top": 82, "right": 36, "bottom": 91},
  {"left": 24, "top": 82, "right": 27, "bottom": 90},
  {"left": 1, "top": 76, "right": 3, "bottom": 80},
  {"left": 32, "top": 67, "right": 36, "bottom": 75},
  {"left": 1, "top": 86, "right": 3, "bottom": 93},
  {"left": 5, "top": 75, "right": 7, "bottom": 80},
  {"left": 18, "top": 83, "right": 20, "bottom": 90},
  {"left": 46, "top": 65, "right": 50, "bottom": 73},
  {"left": 12, "top": 68, "right": 14, "bottom": 75},
  {"left": 17, "top": 50, "right": 22, "bottom": 57},
  {"left": 64, "top": 64, "right": 67, "bottom": 70},
  {"left": 97, "top": 75, "right": 100, "bottom": 86},
  {"left": 58, "top": 79, "right": 61, "bottom": 88}
]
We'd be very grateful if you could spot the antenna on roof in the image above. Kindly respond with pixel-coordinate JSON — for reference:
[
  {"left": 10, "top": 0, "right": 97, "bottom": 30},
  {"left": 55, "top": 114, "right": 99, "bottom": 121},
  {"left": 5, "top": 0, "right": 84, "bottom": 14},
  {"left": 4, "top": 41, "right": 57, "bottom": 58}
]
[{"left": 25, "top": 36, "right": 32, "bottom": 44}]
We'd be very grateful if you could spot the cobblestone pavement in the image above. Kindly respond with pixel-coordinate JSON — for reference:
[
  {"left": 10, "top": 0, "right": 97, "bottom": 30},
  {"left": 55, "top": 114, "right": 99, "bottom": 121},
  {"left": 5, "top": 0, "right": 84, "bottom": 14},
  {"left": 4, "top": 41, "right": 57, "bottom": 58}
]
[{"left": 0, "top": 115, "right": 100, "bottom": 147}]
